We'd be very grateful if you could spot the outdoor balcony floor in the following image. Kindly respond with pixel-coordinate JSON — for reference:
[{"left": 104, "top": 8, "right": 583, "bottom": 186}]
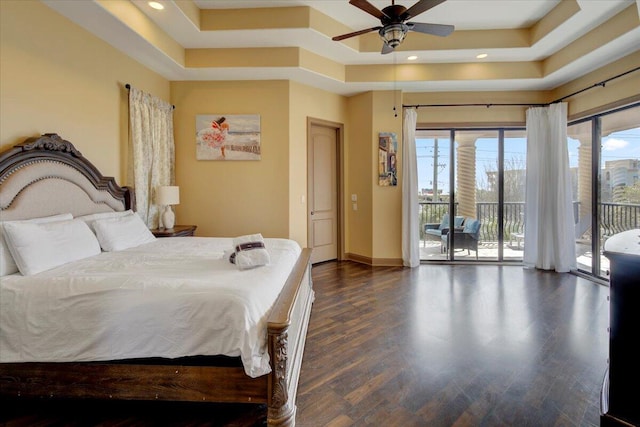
[{"left": 420, "top": 239, "right": 609, "bottom": 277}]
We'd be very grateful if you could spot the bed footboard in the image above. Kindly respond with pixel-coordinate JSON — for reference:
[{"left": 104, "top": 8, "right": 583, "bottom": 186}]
[{"left": 266, "top": 248, "right": 314, "bottom": 427}]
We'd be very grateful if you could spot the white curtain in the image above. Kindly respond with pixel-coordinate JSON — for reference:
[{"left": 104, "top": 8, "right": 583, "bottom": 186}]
[
  {"left": 524, "top": 102, "right": 576, "bottom": 272},
  {"left": 402, "top": 108, "right": 420, "bottom": 267},
  {"left": 128, "top": 86, "right": 175, "bottom": 228}
]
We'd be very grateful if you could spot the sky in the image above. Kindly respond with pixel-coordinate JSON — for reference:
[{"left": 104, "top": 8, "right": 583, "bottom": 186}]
[
  {"left": 597, "top": 128, "right": 640, "bottom": 165},
  {"left": 416, "top": 126, "right": 640, "bottom": 194}
]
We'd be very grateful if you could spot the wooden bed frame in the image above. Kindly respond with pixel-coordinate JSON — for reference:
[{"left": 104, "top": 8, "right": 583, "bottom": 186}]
[{"left": 0, "top": 134, "right": 314, "bottom": 427}]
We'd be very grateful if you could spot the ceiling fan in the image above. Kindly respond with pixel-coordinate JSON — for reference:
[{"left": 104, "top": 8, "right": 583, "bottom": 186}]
[{"left": 332, "top": 0, "right": 454, "bottom": 54}]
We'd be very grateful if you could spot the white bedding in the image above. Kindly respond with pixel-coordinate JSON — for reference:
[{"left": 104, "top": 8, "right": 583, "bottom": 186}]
[{"left": 0, "top": 237, "right": 301, "bottom": 378}]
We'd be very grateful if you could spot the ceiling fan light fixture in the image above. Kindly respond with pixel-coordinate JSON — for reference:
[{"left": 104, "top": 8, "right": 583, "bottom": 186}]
[
  {"left": 379, "top": 24, "right": 408, "bottom": 48},
  {"left": 333, "top": 0, "right": 454, "bottom": 55}
]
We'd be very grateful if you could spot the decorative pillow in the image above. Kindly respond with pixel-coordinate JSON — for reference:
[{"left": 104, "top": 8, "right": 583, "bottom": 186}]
[
  {"left": 76, "top": 210, "right": 133, "bottom": 234},
  {"left": 2, "top": 219, "right": 100, "bottom": 276},
  {"left": 92, "top": 212, "right": 156, "bottom": 252},
  {"left": 0, "top": 213, "right": 73, "bottom": 276},
  {"left": 230, "top": 233, "right": 270, "bottom": 270},
  {"left": 463, "top": 219, "right": 480, "bottom": 234},
  {"left": 438, "top": 213, "right": 450, "bottom": 230}
]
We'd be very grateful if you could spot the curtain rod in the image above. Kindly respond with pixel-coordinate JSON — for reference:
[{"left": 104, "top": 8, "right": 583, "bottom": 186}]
[
  {"left": 125, "top": 84, "right": 175, "bottom": 110},
  {"left": 403, "top": 66, "right": 640, "bottom": 109},
  {"left": 403, "top": 102, "right": 546, "bottom": 108},
  {"left": 549, "top": 66, "right": 640, "bottom": 104}
]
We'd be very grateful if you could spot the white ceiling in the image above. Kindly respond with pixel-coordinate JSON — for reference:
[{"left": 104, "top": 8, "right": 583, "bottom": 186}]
[{"left": 44, "top": 0, "right": 640, "bottom": 96}]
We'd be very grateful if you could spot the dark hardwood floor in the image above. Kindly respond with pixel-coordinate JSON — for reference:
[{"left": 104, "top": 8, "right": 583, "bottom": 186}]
[
  {"left": 296, "top": 262, "right": 609, "bottom": 426},
  {"left": 1, "top": 261, "right": 610, "bottom": 427}
]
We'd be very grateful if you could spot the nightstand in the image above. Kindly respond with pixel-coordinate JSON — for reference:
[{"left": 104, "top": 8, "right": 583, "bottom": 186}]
[{"left": 151, "top": 225, "right": 197, "bottom": 237}]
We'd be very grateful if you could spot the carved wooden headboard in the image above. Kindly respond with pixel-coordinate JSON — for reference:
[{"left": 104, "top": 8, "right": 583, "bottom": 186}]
[{"left": 0, "top": 133, "right": 134, "bottom": 221}]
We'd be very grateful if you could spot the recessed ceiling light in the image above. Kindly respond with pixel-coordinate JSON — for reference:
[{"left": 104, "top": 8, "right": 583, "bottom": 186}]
[
  {"left": 148, "top": 1, "right": 164, "bottom": 10},
  {"left": 407, "top": 55, "right": 418, "bottom": 61},
  {"left": 476, "top": 53, "right": 488, "bottom": 59}
]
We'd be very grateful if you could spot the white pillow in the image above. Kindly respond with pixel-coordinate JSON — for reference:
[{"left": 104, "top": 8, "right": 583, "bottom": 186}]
[
  {"left": 92, "top": 212, "right": 156, "bottom": 252},
  {"left": 2, "top": 219, "right": 101, "bottom": 276},
  {"left": 76, "top": 210, "right": 133, "bottom": 234},
  {"left": 0, "top": 213, "right": 73, "bottom": 276}
]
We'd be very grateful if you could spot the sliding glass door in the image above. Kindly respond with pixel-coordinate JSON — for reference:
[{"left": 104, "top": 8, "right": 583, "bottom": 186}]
[
  {"left": 417, "top": 103, "right": 638, "bottom": 278},
  {"left": 597, "top": 105, "right": 640, "bottom": 278},
  {"left": 503, "top": 131, "right": 527, "bottom": 260},
  {"left": 569, "top": 103, "right": 639, "bottom": 279},
  {"left": 417, "top": 131, "right": 452, "bottom": 261},
  {"left": 417, "top": 128, "right": 526, "bottom": 262},
  {"left": 567, "top": 120, "right": 594, "bottom": 274},
  {"left": 454, "top": 131, "right": 499, "bottom": 261}
]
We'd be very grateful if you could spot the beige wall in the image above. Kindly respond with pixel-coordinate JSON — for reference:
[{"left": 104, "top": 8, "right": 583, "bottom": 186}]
[
  {"left": 345, "top": 92, "right": 374, "bottom": 259},
  {"left": 553, "top": 51, "right": 640, "bottom": 120},
  {"left": 0, "top": 0, "right": 169, "bottom": 182},
  {"left": 289, "top": 81, "right": 348, "bottom": 246},
  {"left": 371, "top": 91, "right": 403, "bottom": 263},
  {"left": 344, "top": 90, "right": 403, "bottom": 264},
  {"left": 404, "top": 91, "right": 549, "bottom": 127},
  {"left": 170, "top": 80, "right": 291, "bottom": 239},
  {"left": 170, "top": 80, "right": 349, "bottom": 248},
  {"left": 404, "top": 51, "right": 640, "bottom": 128}
]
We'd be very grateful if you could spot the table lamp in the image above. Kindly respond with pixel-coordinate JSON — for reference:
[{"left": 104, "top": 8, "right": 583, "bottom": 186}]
[{"left": 157, "top": 186, "right": 180, "bottom": 229}]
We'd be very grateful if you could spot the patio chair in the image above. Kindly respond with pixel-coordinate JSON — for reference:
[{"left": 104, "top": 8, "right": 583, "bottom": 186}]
[
  {"left": 441, "top": 218, "right": 482, "bottom": 259},
  {"left": 424, "top": 214, "right": 465, "bottom": 247},
  {"left": 510, "top": 230, "right": 525, "bottom": 249}
]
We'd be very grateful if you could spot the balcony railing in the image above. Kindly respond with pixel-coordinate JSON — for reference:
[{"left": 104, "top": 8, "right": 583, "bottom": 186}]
[
  {"left": 600, "top": 202, "right": 640, "bottom": 237},
  {"left": 419, "top": 202, "right": 525, "bottom": 242},
  {"left": 419, "top": 201, "right": 639, "bottom": 243}
]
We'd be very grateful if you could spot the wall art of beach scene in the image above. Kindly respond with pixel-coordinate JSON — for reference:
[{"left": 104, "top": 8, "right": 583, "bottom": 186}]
[{"left": 196, "top": 114, "right": 261, "bottom": 160}]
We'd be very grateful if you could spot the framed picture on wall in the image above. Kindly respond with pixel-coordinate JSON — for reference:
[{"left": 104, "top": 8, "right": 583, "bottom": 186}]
[
  {"left": 196, "top": 114, "right": 261, "bottom": 160},
  {"left": 378, "top": 132, "right": 397, "bottom": 186}
]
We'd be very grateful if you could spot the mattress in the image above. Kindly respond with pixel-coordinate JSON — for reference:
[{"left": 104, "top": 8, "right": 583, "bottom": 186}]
[{"left": 0, "top": 237, "right": 301, "bottom": 378}]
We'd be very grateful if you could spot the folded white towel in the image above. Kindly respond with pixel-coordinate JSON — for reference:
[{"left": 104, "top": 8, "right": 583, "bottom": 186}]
[{"left": 230, "top": 233, "right": 270, "bottom": 270}]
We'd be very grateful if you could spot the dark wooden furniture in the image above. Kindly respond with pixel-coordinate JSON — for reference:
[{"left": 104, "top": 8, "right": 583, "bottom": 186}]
[
  {"left": 0, "top": 134, "right": 314, "bottom": 427},
  {"left": 151, "top": 224, "right": 197, "bottom": 237},
  {"left": 601, "top": 229, "right": 640, "bottom": 427}
]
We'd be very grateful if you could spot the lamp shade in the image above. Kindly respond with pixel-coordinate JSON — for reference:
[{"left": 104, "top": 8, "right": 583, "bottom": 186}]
[{"left": 157, "top": 186, "right": 180, "bottom": 205}]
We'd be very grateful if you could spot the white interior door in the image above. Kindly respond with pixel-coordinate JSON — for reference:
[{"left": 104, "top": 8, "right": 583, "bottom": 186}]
[{"left": 308, "top": 123, "right": 338, "bottom": 264}]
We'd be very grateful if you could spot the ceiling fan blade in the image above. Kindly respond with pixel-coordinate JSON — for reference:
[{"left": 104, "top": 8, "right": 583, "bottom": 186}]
[
  {"left": 332, "top": 26, "right": 381, "bottom": 41},
  {"left": 400, "top": 0, "right": 447, "bottom": 21},
  {"left": 407, "top": 22, "right": 454, "bottom": 37},
  {"left": 381, "top": 43, "right": 395, "bottom": 55},
  {"left": 349, "top": 0, "right": 389, "bottom": 20}
]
